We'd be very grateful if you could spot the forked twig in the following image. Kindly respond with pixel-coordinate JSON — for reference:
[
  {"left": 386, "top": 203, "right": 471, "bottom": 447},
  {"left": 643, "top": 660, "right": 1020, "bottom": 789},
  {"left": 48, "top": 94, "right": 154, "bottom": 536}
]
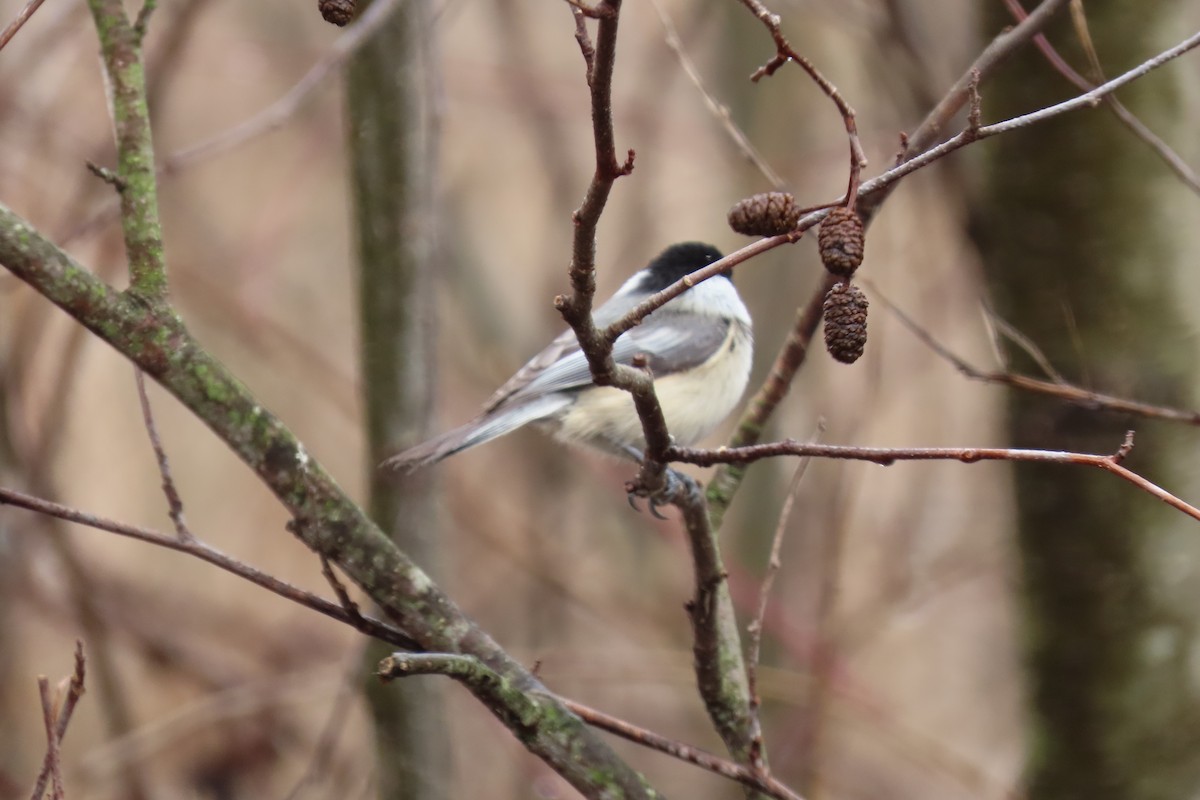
[{"left": 29, "top": 642, "right": 86, "bottom": 800}]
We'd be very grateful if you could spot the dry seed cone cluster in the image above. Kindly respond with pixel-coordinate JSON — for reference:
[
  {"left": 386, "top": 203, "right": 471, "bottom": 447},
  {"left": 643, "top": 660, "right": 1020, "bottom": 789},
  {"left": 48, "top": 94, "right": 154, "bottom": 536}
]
[
  {"left": 726, "top": 193, "right": 871, "bottom": 364},
  {"left": 818, "top": 207, "right": 868, "bottom": 364}
]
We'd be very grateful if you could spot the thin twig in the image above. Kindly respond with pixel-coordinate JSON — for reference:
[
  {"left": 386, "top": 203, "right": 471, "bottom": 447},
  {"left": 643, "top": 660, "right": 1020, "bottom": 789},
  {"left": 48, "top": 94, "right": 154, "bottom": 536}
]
[
  {"left": 0, "top": 0, "right": 48, "bottom": 52},
  {"left": 133, "top": 0, "right": 156, "bottom": 40},
  {"left": 134, "top": 369, "right": 193, "bottom": 541},
  {"left": 162, "top": 0, "right": 408, "bottom": 174},
  {"left": 870, "top": 281, "right": 1200, "bottom": 426},
  {"left": 28, "top": 643, "right": 85, "bottom": 800},
  {"left": 35, "top": 679, "right": 65, "bottom": 800},
  {"left": 648, "top": 0, "right": 784, "bottom": 188},
  {"left": 561, "top": 697, "right": 806, "bottom": 800},
  {"left": 1004, "top": 0, "right": 1200, "bottom": 195},
  {"left": 980, "top": 299, "right": 1067, "bottom": 384},
  {"left": 0, "top": 486, "right": 421, "bottom": 651},
  {"left": 736, "top": 0, "right": 866, "bottom": 204},
  {"left": 675, "top": 433, "right": 1200, "bottom": 523},
  {"left": 319, "top": 556, "right": 363, "bottom": 621},
  {"left": 746, "top": 420, "right": 822, "bottom": 763}
]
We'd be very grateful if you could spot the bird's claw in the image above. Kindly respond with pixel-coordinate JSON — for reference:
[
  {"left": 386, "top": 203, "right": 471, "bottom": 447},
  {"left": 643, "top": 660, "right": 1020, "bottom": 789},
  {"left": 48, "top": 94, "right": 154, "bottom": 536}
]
[{"left": 625, "top": 469, "right": 682, "bottom": 519}]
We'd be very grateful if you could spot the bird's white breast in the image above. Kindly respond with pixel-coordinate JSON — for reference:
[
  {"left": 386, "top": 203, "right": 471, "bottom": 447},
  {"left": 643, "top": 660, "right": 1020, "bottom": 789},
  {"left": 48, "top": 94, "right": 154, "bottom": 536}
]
[{"left": 553, "top": 319, "right": 753, "bottom": 452}]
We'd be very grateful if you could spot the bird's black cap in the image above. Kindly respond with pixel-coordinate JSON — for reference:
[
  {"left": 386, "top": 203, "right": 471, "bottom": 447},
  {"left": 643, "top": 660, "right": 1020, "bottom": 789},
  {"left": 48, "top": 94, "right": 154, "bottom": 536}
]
[{"left": 637, "top": 242, "right": 727, "bottom": 293}]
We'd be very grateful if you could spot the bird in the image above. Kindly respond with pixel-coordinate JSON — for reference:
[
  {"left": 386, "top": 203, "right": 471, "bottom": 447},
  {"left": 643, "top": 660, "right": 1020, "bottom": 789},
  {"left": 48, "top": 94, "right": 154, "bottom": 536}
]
[{"left": 383, "top": 242, "right": 753, "bottom": 475}]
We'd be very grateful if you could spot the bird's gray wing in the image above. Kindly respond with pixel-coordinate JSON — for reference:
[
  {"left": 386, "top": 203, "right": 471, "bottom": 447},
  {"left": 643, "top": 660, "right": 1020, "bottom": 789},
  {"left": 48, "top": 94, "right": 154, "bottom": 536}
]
[
  {"left": 491, "top": 312, "right": 731, "bottom": 406},
  {"left": 482, "top": 290, "right": 647, "bottom": 410}
]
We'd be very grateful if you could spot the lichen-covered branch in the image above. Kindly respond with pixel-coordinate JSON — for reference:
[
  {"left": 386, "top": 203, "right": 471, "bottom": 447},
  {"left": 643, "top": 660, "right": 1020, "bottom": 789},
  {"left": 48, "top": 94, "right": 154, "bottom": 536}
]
[
  {"left": 673, "top": 477, "right": 765, "bottom": 771},
  {"left": 0, "top": 206, "right": 660, "bottom": 799},
  {"left": 86, "top": 0, "right": 168, "bottom": 301}
]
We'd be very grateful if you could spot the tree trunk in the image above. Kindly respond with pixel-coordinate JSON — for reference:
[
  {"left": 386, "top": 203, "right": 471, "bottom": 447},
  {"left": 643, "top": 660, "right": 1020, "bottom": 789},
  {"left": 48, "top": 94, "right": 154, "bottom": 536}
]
[
  {"left": 977, "top": 6, "right": 1200, "bottom": 799},
  {"left": 346, "top": 1, "right": 450, "bottom": 796}
]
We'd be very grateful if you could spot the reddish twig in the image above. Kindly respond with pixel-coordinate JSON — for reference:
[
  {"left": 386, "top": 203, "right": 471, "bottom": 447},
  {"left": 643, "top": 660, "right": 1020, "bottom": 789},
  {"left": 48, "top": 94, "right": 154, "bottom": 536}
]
[
  {"left": 29, "top": 643, "right": 84, "bottom": 800},
  {"left": 557, "top": 0, "right": 680, "bottom": 495},
  {"left": 134, "top": 369, "right": 193, "bottom": 541},
  {"left": 0, "top": 486, "right": 421, "bottom": 651},
  {"left": 0, "top": 0, "right": 47, "bottom": 52},
  {"left": 561, "top": 697, "right": 806, "bottom": 800},
  {"left": 736, "top": 0, "right": 866, "bottom": 206},
  {"left": 674, "top": 433, "right": 1200, "bottom": 523}
]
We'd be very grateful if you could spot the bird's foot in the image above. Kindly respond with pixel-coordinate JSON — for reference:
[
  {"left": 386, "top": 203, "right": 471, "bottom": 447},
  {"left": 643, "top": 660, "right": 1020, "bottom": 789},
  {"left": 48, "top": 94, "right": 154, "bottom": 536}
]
[{"left": 625, "top": 467, "right": 685, "bottom": 519}]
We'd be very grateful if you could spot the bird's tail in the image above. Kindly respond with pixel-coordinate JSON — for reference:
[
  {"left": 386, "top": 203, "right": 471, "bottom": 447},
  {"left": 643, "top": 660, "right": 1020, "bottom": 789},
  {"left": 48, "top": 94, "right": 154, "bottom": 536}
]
[{"left": 381, "top": 395, "right": 570, "bottom": 472}]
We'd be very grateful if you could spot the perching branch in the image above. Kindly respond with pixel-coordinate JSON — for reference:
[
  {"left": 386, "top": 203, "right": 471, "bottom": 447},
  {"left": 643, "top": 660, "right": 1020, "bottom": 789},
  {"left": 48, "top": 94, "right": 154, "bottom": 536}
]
[
  {"left": 674, "top": 433, "right": 1200, "bottom": 523},
  {"left": 701, "top": 9, "right": 1200, "bottom": 528},
  {"left": 556, "top": 0, "right": 677, "bottom": 494}
]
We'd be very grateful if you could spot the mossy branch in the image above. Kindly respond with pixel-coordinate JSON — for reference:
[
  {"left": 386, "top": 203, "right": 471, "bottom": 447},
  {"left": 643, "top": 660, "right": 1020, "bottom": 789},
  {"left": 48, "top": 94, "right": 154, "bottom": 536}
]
[
  {"left": 0, "top": 204, "right": 660, "bottom": 799},
  {"left": 86, "top": 0, "right": 168, "bottom": 302}
]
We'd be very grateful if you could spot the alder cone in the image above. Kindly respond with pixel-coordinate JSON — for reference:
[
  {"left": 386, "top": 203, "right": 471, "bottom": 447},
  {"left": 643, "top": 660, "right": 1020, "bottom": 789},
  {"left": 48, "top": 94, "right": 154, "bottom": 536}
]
[
  {"left": 319, "top": 0, "right": 355, "bottom": 25},
  {"left": 823, "top": 283, "right": 868, "bottom": 364},
  {"left": 727, "top": 192, "right": 800, "bottom": 237},
  {"left": 818, "top": 207, "right": 865, "bottom": 276}
]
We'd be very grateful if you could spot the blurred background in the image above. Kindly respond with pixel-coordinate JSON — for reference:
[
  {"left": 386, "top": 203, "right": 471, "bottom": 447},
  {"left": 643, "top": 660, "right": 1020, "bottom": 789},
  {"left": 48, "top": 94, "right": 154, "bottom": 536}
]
[{"left": 2, "top": 0, "right": 1199, "bottom": 798}]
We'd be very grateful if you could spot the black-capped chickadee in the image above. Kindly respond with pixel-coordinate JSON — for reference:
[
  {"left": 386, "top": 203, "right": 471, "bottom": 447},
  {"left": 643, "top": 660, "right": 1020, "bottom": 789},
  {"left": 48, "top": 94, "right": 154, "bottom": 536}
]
[{"left": 383, "top": 242, "right": 753, "bottom": 471}]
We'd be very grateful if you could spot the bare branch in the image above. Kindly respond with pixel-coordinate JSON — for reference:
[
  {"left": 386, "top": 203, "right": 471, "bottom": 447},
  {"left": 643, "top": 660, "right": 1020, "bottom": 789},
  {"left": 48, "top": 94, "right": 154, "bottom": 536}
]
[
  {"left": 674, "top": 433, "right": 1200, "bottom": 523},
  {"left": 561, "top": 697, "right": 806, "bottom": 800},
  {"left": 29, "top": 643, "right": 84, "bottom": 800},
  {"left": 0, "top": 485, "right": 419, "bottom": 651},
  {"left": 649, "top": 0, "right": 784, "bottom": 188},
  {"left": 35, "top": 679, "right": 64, "bottom": 800},
  {"left": 668, "top": 475, "right": 767, "bottom": 775},
  {"left": 164, "top": 0, "right": 409, "bottom": 173}
]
